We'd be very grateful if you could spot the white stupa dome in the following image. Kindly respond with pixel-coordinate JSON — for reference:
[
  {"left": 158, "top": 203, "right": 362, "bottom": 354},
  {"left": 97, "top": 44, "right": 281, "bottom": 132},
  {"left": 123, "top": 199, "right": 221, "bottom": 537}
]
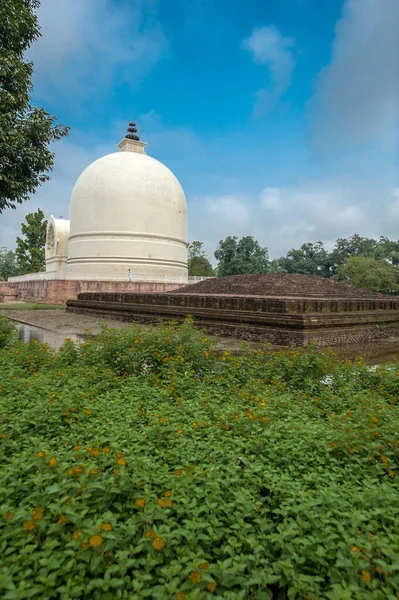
[{"left": 66, "top": 131, "right": 188, "bottom": 282}]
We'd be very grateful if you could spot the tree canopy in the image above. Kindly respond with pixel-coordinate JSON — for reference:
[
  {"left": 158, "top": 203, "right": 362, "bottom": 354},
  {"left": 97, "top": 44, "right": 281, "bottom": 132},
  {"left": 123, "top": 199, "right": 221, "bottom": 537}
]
[
  {"left": 15, "top": 208, "right": 47, "bottom": 274},
  {"left": 0, "top": 247, "right": 19, "bottom": 280},
  {"left": 334, "top": 256, "right": 399, "bottom": 295},
  {"left": 187, "top": 241, "right": 214, "bottom": 277},
  {"left": 279, "top": 242, "right": 332, "bottom": 278},
  {"left": 0, "top": 0, "right": 69, "bottom": 213},
  {"left": 214, "top": 236, "right": 269, "bottom": 277}
]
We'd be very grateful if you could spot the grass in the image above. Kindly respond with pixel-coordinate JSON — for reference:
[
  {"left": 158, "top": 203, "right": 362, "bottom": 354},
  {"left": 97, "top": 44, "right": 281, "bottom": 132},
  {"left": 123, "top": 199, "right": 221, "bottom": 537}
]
[
  {"left": 0, "top": 302, "right": 65, "bottom": 310},
  {"left": 0, "top": 316, "right": 398, "bottom": 599}
]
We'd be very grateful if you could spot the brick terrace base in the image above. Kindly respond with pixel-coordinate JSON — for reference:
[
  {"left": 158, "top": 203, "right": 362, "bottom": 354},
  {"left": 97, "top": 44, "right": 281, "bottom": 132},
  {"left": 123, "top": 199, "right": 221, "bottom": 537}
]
[
  {"left": 66, "top": 292, "right": 399, "bottom": 347},
  {"left": 0, "top": 280, "right": 185, "bottom": 305}
]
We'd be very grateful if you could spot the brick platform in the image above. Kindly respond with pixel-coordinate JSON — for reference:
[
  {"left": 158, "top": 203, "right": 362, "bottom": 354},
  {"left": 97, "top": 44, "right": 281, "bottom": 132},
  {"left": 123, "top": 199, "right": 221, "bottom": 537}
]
[{"left": 66, "top": 291, "right": 399, "bottom": 347}]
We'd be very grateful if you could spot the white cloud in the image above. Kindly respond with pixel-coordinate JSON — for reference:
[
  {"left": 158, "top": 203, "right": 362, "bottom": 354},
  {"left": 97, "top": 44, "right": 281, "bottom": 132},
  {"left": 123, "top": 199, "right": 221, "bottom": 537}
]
[
  {"left": 310, "top": 0, "right": 399, "bottom": 147},
  {"left": 242, "top": 25, "right": 295, "bottom": 115},
  {"left": 29, "top": 0, "right": 168, "bottom": 100},
  {"left": 189, "top": 184, "right": 399, "bottom": 258}
]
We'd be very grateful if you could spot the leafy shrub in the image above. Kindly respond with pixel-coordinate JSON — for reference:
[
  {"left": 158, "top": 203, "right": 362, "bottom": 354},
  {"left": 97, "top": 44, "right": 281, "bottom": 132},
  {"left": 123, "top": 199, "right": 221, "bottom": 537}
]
[
  {"left": 0, "top": 319, "right": 398, "bottom": 599},
  {"left": 0, "top": 315, "right": 16, "bottom": 348}
]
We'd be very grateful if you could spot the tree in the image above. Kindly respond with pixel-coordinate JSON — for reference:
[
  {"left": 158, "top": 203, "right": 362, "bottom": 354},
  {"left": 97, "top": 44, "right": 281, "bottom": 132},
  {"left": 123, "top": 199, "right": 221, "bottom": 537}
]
[
  {"left": 279, "top": 242, "right": 332, "bottom": 278},
  {"left": 214, "top": 236, "right": 269, "bottom": 277},
  {"left": 334, "top": 256, "right": 399, "bottom": 294},
  {"left": 330, "top": 234, "right": 379, "bottom": 275},
  {"left": 377, "top": 237, "right": 399, "bottom": 266},
  {"left": 0, "top": 0, "right": 69, "bottom": 213},
  {"left": 0, "top": 247, "right": 19, "bottom": 280},
  {"left": 187, "top": 241, "right": 214, "bottom": 277},
  {"left": 15, "top": 208, "right": 47, "bottom": 273}
]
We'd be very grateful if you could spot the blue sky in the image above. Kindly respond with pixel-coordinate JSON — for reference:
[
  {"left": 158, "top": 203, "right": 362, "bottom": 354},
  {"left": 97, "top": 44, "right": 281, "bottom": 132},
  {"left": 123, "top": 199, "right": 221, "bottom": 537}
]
[{"left": 1, "top": 0, "right": 398, "bottom": 258}]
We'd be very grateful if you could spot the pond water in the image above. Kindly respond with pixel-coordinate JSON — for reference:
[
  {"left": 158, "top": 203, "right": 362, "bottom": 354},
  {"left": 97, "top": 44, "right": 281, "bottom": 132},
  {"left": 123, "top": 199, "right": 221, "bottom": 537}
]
[{"left": 15, "top": 321, "right": 85, "bottom": 351}]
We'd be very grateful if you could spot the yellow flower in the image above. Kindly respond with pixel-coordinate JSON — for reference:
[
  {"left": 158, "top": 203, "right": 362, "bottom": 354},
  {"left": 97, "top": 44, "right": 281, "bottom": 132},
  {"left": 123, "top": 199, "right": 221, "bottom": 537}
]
[
  {"left": 144, "top": 530, "right": 156, "bottom": 539},
  {"left": 115, "top": 452, "right": 124, "bottom": 459},
  {"left": 157, "top": 498, "right": 173, "bottom": 508},
  {"left": 152, "top": 537, "right": 165, "bottom": 551},
  {"left": 32, "top": 507, "right": 43, "bottom": 520},
  {"left": 82, "top": 409, "right": 92, "bottom": 415},
  {"left": 174, "top": 469, "right": 183, "bottom": 476},
  {"left": 117, "top": 457, "right": 127, "bottom": 466},
  {"left": 23, "top": 520, "right": 35, "bottom": 531},
  {"left": 176, "top": 592, "right": 185, "bottom": 600},
  {"left": 362, "top": 570, "right": 371, "bottom": 584},
  {"left": 58, "top": 515, "right": 69, "bottom": 524},
  {"left": 49, "top": 457, "right": 58, "bottom": 468},
  {"left": 89, "top": 535, "right": 103, "bottom": 548},
  {"left": 388, "top": 470, "right": 394, "bottom": 478},
  {"left": 36, "top": 451, "right": 46, "bottom": 459},
  {"left": 90, "top": 449, "right": 100, "bottom": 457},
  {"left": 207, "top": 583, "right": 217, "bottom": 592},
  {"left": 67, "top": 468, "right": 74, "bottom": 477},
  {"left": 100, "top": 522, "right": 112, "bottom": 531},
  {"left": 351, "top": 546, "right": 360, "bottom": 552},
  {"left": 199, "top": 562, "right": 208, "bottom": 570},
  {"left": 102, "top": 446, "right": 110, "bottom": 454},
  {"left": 7, "top": 512, "right": 15, "bottom": 520},
  {"left": 135, "top": 498, "right": 146, "bottom": 508},
  {"left": 72, "top": 529, "right": 84, "bottom": 540},
  {"left": 189, "top": 571, "right": 202, "bottom": 585},
  {"left": 74, "top": 466, "right": 84, "bottom": 475},
  {"left": 89, "top": 468, "right": 99, "bottom": 476},
  {"left": 164, "top": 490, "right": 172, "bottom": 497}
]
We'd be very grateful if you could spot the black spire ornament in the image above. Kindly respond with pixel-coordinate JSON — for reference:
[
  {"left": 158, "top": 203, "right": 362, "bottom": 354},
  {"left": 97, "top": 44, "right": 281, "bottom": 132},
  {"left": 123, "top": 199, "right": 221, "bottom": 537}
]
[{"left": 125, "top": 122, "right": 140, "bottom": 141}]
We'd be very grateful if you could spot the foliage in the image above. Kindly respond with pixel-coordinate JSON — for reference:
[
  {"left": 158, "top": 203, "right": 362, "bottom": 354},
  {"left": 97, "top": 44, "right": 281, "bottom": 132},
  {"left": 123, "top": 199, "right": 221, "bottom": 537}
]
[
  {"left": 335, "top": 256, "right": 399, "bottom": 294},
  {"left": 215, "top": 236, "right": 269, "bottom": 277},
  {"left": 275, "top": 235, "right": 399, "bottom": 282},
  {"left": 279, "top": 242, "right": 332, "bottom": 278},
  {"left": 329, "top": 235, "right": 381, "bottom": 276},
  {"left": 0, "top": 0, "right": 69, "bottom": 213},
  {"left": 15, "top": 208, "right": 47, "bottom": 274},
  {"left": 0, "top": 315, "right": 16, "bottom": 347},
  {"left": 0, "top": 247, "right": 19, "bottom": 280},
  {"left": 0, "top": 316, "right": 398, "bottom": 598},
  {"left": 377, "top": 237, "right": 399, "bottom": 266},
  {"left": 188, "top": 242, "right": 214, "bottom": 277}
]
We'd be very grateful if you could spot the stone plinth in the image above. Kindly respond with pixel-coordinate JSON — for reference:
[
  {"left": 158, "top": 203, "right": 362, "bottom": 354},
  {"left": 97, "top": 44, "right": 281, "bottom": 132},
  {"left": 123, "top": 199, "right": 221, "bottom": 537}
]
[{"left": 66, "top": 292, "right": 399, "bottom": 347}]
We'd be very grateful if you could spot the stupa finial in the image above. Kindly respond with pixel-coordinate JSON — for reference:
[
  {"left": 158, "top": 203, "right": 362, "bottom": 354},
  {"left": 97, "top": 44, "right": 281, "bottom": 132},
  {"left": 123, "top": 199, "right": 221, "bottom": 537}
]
[
  {"left": 118, "top": 121, "right": 147, "bottom": 153},
  {"left": 125, "top": 121, "right": 140, "bottom": 141}
]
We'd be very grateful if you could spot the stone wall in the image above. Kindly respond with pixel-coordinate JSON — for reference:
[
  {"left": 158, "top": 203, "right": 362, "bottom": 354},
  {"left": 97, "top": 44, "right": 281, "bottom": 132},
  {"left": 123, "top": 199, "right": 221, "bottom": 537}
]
[
  {"left": 66, "top": 292, "right": 399, "bottom": 347},
  {"left": 3, "top": 280, "right": 185, "bottom": 304}
]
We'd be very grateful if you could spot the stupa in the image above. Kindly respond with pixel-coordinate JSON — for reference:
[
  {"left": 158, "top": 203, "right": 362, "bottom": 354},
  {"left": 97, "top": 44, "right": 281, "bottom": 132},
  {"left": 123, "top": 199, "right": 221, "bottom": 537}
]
[{"left": 3, "top": 123, "right": 189, "bottom": 303}]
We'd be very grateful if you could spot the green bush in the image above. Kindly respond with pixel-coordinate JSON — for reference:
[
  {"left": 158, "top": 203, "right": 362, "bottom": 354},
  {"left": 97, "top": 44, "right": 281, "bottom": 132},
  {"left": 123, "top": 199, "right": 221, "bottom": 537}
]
[
  {"left": 0, "top": 319, "right": 398, "bottom": 599},
  {"left": 0, "top": 315, "right": 17, "bottom": 348}
]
